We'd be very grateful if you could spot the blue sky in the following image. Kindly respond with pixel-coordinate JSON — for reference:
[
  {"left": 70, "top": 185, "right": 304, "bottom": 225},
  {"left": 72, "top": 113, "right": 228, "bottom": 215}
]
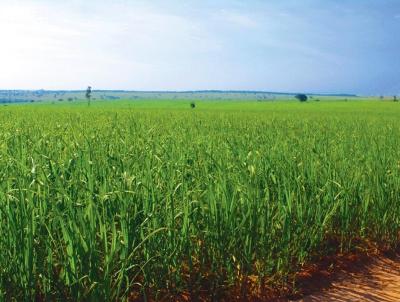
[{"left": 0, "top": 0, "right": 399, "bottom": 95}]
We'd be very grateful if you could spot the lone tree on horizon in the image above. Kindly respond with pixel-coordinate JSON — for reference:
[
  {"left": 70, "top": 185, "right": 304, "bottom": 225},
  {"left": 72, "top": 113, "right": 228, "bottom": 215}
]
[
  {"left": 86, "top": 86, "right": 92, "bottom": 106},
  {"left": 295, "top": 94, "right": 308, "bottom": 102}
]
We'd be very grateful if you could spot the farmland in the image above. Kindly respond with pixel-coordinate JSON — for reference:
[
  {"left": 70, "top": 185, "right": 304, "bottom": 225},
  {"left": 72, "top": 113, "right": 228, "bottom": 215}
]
[{"left": 0, "top": 100, "right": 399, "bottom": 300}]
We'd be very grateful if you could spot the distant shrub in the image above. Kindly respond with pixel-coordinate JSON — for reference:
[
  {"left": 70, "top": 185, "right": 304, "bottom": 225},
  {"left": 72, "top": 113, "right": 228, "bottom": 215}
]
[
  {"left": 295, "top": 94, "right": 308, "bottom": 102},
  {"left": 190, "top": 102, "right": 196, "bottom": 109},
  {"left": 314, "top": 99, "right": 320, "bottom": 102},
  {"left": 394, "top": 96, "right": 398, "bottom": 102}
]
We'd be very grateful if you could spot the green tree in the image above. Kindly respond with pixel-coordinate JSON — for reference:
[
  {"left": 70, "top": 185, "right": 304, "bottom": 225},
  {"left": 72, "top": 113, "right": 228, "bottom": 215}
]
[
  {"left": 86, "top": 86, "right": 92, "bottom": 106},
  {"left": 295, "top": 94, "right": 308, "bottom": 102}
]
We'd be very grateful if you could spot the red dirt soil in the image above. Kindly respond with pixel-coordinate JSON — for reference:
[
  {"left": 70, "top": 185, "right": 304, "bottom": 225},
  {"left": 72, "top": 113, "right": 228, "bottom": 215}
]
[
  {"left": 292, "top": 250, "right": 400, "bottom": 302},
  {"left": 129, "top": 249, "right": 400, "bottom": 301}
]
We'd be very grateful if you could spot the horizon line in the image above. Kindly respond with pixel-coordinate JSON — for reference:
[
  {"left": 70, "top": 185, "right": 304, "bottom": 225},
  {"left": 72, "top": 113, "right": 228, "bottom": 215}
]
[{"left": 0, "top": 89, "right": 360, "bottom": 97}]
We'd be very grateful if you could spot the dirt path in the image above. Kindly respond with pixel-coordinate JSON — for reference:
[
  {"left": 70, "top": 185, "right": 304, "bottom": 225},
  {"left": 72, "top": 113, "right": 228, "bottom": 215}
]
[{"left": 294, "top": 253, "right": 400, "bottom": 302}]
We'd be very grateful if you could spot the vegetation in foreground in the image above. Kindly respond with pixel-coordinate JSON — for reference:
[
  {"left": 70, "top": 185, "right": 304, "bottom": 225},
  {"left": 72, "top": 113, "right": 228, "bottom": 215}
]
[{"left": 0, "top": 100, "right": 399, "bottom": 300}]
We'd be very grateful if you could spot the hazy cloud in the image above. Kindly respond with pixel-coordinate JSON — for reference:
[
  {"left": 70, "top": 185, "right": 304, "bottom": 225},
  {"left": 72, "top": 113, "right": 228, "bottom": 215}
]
[{"left": 219, "top": 10, "right": 259, "bottom": 28}]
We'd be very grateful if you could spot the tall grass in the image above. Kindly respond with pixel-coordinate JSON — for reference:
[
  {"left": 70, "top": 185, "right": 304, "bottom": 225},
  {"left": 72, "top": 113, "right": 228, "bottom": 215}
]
[{"left": 0, "top": 101, "right": 399, "bottom": 300}]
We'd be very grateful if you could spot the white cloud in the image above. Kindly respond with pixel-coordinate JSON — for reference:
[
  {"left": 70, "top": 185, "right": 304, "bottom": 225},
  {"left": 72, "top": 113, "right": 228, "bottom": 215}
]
[{"left": 0, "top": 1, "right": 222, "bottom": 89}]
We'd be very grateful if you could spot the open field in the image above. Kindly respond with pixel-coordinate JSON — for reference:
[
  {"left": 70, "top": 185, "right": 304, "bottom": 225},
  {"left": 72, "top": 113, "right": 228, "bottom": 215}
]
[
  {"left": 0, "top": 90, "right": 359, "bottom": 104},
  {"left": 0, "top": 100, "right": 399, "bottom": 300}
]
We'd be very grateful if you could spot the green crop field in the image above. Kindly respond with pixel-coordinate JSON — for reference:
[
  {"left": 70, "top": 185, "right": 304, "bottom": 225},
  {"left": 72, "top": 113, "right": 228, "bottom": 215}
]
[{"left": 0, "top": 100, "right": 399, "bottom": 300}]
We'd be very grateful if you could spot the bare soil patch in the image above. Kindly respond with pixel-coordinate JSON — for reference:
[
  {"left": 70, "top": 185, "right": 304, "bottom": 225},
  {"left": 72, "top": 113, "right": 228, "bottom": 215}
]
[{"left": 293, "top": 250, "right": 400, "bottom": 302}]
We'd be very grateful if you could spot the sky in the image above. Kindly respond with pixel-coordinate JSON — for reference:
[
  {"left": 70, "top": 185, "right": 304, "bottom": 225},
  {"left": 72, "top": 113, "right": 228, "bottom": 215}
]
[{"left": 0, "top": 0, "right": 399, "bottom": 95}]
